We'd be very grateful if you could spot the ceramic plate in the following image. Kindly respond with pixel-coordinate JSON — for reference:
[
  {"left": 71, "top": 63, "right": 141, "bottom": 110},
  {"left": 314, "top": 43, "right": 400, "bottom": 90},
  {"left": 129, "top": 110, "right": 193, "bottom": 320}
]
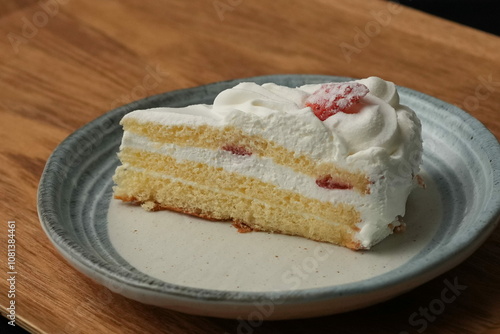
[{"left": 38, "top": 75, "right": 500, "bottom": 319}]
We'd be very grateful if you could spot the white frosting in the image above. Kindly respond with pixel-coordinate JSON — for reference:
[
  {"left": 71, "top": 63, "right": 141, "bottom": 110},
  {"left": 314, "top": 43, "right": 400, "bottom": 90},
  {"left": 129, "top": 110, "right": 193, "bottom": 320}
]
[{"left": 120, "top": 77, "right": 423, "bottom": 248}]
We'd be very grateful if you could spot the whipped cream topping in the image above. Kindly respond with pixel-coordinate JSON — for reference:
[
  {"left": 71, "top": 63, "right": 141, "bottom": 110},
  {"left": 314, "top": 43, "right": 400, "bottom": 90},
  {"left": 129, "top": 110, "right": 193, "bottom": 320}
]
[{"left": 122, "top": 77, "right": 423, "bottom": 248}]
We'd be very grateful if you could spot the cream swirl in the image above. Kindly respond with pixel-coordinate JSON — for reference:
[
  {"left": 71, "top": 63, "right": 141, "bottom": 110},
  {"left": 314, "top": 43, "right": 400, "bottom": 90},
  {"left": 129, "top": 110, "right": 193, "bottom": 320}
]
[{"left": 296, "top": 77, "right": 408, "bottom": 158}]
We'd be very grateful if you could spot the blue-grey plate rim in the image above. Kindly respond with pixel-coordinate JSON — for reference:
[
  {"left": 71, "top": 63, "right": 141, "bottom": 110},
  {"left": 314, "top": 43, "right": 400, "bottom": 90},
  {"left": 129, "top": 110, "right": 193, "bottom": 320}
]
[{"left": 37, "top": 74, "right": 500, "bottom": 308}]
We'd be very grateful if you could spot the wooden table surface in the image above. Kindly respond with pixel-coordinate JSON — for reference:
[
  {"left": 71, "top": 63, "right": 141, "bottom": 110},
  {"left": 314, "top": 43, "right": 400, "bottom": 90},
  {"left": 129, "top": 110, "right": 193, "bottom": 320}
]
[{"left": 1, "top": 0, "right": 499, "bottom": 333}]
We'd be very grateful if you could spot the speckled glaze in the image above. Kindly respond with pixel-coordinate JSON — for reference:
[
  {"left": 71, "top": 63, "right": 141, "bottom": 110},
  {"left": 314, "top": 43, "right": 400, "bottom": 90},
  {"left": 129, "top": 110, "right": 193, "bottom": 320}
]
[{"left": 37, "top": 75, "right": 500, "bottom": 319}]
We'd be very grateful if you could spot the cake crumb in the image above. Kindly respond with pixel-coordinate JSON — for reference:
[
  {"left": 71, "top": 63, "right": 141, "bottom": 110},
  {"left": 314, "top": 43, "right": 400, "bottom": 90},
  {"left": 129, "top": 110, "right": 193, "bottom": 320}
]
[
  {"left": 394, "top": 224, "right": 406, "bottom": 233},
  {"left": 141, "top": 201, "right": 156, "bottom": 211},
  {"left": 416, "top": 174, "right": 426, "bottom": 189},
  {"left": 388, "top": 215, "right": 406, "bottom": 233},
  {"left": 393, "top": 215, "right": 406, "bottom": 233},
  {"left": 232, "top": 221, "right": 254, "bottom": 233}
]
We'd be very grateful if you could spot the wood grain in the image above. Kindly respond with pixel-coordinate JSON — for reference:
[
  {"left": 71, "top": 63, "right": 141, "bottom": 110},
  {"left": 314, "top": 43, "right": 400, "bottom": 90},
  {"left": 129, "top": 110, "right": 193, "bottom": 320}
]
[{"left": 0, "top": 0, "right": 499, "bottom": 333}]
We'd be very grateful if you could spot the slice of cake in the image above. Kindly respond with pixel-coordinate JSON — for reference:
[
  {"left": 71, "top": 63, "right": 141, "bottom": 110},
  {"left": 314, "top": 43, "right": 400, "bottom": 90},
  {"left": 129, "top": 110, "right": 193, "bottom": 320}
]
[{"left": 113, "top": 76, "right": 423, "bottom": 250}]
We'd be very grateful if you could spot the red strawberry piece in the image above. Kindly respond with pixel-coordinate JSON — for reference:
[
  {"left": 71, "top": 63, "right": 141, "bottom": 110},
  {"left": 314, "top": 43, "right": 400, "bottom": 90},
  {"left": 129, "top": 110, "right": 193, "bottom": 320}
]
[
  {"left": 316, "top": 175, "right": 353, "bottom": 190},
  {"left": 222, "top": 144, "right": 252, "bottom": 156},
  {"left": 305, "top": 82, "right": 369, "bottom": 121}
]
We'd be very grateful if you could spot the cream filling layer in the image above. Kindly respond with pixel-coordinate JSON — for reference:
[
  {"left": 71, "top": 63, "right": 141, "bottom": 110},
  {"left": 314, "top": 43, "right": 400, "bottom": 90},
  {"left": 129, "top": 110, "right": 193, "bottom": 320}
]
[
  {"left": 121, "top": 132, "right": 365, "bottom": 205},
  {"left": 120, "top": 132, "right": 399, "bottom": 248}
]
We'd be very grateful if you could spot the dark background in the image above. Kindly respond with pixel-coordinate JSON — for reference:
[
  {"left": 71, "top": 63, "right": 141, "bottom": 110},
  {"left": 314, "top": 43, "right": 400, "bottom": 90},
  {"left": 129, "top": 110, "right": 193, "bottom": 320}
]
[
  {"left": 1, "top": 1, "right": 499, "bottom": 333},
  {"left": 393, "top": 0, "right": 500, "bottom": 36}
]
